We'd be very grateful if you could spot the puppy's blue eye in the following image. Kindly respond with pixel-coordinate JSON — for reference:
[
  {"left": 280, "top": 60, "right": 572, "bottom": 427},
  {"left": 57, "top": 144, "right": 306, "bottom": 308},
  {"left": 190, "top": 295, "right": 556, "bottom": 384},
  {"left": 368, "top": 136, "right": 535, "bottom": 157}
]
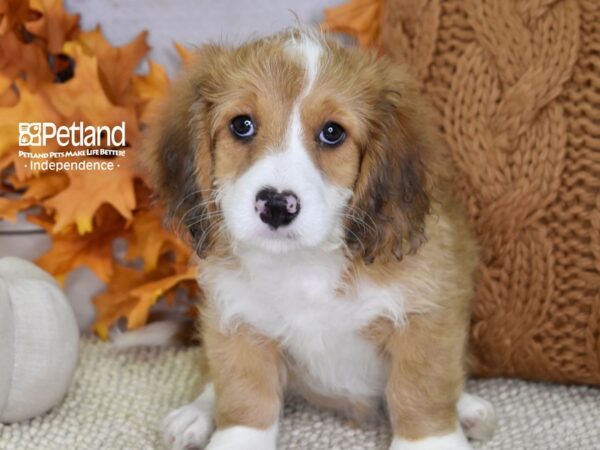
[
  {"left": 230, "top": 115, "right": 255, "bottom": 139},
  {"left": 319, "top": 122, "right": 345, "bottom": 147}
]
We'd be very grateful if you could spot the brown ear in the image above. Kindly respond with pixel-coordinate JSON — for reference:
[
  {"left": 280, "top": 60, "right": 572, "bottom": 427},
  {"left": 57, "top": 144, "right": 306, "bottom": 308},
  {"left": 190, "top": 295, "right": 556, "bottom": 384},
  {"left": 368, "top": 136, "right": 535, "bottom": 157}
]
[
  {"left": 346, "top": 64, "right": 444, "bottom": 263},
  {"left": 142, "top": 47, "right": 222, "bottom": 257}
]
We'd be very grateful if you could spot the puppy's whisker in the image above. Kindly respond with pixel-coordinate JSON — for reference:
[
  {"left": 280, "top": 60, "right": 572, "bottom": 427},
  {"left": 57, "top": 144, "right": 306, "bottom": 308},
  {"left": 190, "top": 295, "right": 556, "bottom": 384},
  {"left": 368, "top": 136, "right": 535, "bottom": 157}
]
[
  {"left": 177, "top": 197, "right": 220, "bottom": 232},
  {"left": 344, "top": 206, "right": 379, "bottom": 233},
  {"left": 208, "top": 222, "right": 228, "bottom": 248},
  {"left": 172, "top": 188, "right": 216, "bottom": 217},
  {"left": 337, "top": 212, "right": 378, "bottom": 235},
  {"left": 194, "top": 217, "right": 225, "bottom": 254},
  {"left": 339, "top": 223, "right": 367, "bottom": 256},
  {"left": 337, "top": 213, "right": 376, "bottom": 235},
  {"left": 198, "top": 219, "right": 226, "bottom": 253},
  {"left": 185, "top": 212, "right": 224, "bottom": 231},
  {"left": 187, "top": 209, "right": 224, "bottom": 221},
  {"left": 336, "top": 212, "right": 381, "bottom": 253}
]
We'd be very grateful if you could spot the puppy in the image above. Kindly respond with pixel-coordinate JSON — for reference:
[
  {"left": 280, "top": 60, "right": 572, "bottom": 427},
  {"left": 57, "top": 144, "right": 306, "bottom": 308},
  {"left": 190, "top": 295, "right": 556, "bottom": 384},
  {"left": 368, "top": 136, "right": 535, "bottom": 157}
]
[{"left": 145, "top": 28, "right": 495, "bottom": 450}]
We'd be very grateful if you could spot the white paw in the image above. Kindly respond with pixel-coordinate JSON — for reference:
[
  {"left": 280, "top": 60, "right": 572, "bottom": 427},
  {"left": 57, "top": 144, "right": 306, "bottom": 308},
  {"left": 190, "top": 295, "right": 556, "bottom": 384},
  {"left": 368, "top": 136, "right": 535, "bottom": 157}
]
[
  {"left": 390, "top": 428, "right": 472, "bottom": 450},
  {"left": 458, "top": 393, "right": 497, "bottom": 441},
  {"left": 206, "top": 424, "right": 278, "bottom": 450},
  {"left": 162, "top": 384, "right": 215, "bottom": 450}
]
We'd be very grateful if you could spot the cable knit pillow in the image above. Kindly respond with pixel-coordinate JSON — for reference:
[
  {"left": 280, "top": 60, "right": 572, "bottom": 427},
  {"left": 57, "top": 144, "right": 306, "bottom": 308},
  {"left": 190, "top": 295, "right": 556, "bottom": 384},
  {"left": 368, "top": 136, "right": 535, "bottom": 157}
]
[{"left": 326, "top": 0, "right": 600, "bottom": 384}]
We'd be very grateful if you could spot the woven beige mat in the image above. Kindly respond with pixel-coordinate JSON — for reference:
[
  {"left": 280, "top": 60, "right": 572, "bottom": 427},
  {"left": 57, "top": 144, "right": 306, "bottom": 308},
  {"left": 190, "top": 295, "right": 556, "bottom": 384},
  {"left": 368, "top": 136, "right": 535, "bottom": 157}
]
[{"left": 1, "top": 338, "right": 598, "bottom": 450}]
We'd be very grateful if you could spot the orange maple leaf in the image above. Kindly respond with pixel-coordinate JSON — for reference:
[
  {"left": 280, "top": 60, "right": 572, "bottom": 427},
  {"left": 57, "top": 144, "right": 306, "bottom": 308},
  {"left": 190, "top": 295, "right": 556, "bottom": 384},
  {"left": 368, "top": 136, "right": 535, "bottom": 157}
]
[
  {"left": 0, "top": 146, "right": 39, "bottom": 180},
  {"left": 0, "top": 79, "right": 61, "bottom": 158},
  {"left": 10, "top": 169, "right": 68, "bottom": 199},
  {"left": 35, "top": 207, "right": 126, "bottom": 282},
  {"left": 133, "top": 60, "right": 169, "bottom": 123},
  {"left": 133, "top": 60, "right": 168, "bottom": 100},
  {"left": 92, "top": 264, "right": 147, "bottom": 338},
  {"left": 0, "top": 73, "right": 17, "bottom": 106},
  {"left": 76, "top": 26, "right": 150, "bottom": 106},
  {"left": 127, "top": 265, "right": 197, "bottom": 329},
  {"left": 0, "top": 29, "right": 54, "bottom": 89},
  {"left": 44, "top": 152, "right": 138, "bottom": 234},
  {"left": 126, "top": 207, "right": 191, "bottom": 272},
  {"left": 0, "top": 196, "right": 35, "bottom": 221},
  {"left": 0, "top": 170, "right": 68, "bottom": 220},
  {"left": 0, "top": 0, "right": 32, "bottom": 35},
  {"left": 25, "top": 0, "right": 79, "bottom": 54},
  {"left": 93, "top": 262, "right": 197, "bottom": 336},
  {"left": 323, "top": 0, "right": 382, "bottom": 49},
  {"left": 174, "top": 42, "right": 194, "bottom": 65},
  {"left": 1, "top": 2, "right": 202, "bottom": 336},
  {"left": 45, "top": 42, "right": 137, "bottom": 132}
]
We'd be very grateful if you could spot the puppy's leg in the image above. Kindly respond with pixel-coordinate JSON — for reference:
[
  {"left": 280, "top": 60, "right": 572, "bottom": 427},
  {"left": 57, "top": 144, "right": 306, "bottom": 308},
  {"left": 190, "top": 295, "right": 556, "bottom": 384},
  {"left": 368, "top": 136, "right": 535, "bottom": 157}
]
[
  {"left": 203, "top": 318, "right": 283, "bottom": 450},
  {"left": 458, "top": 392, "right": 496, "bottom": 441},
  {"left": 383, "top": 311, "right": 472, "bottom": 450},
  {"left": 162, "top": 382, "right": 216, "bottom": 450}
]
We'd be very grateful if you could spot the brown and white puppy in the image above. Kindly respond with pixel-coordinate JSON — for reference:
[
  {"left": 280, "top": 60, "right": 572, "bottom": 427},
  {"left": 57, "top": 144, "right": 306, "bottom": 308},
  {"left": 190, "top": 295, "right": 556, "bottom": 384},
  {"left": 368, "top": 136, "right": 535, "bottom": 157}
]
[{"left": 145, "top": 28, "right": 495, "bottom": 450}]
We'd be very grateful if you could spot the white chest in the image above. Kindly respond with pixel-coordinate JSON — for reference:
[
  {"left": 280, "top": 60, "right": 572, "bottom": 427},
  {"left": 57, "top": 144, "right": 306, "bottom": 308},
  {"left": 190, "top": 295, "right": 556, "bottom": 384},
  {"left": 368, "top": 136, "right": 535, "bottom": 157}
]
[{"left": 203, "top": 249, "right": 407, "bottom": 400}]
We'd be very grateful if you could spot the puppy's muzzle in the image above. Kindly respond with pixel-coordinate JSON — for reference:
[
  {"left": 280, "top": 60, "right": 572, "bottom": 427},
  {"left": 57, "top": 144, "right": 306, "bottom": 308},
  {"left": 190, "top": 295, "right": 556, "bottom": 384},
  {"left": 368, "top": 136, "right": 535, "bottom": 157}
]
[{"left": 255, "top": 187, "right": 300, "bottom": 229}]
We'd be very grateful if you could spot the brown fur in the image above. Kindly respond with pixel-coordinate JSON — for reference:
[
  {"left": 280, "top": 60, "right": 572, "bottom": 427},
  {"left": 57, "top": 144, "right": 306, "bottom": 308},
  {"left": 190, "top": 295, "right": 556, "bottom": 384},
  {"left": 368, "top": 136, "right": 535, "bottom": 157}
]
[
  {"left": 341, "top": 60, "right": 448, "bottom": 264},
  {"left": 202, "top": 306, "right": 285, "bottom": 429},
  {"left": 144, "top": 38, "right": 304, "bottom": 255},
  {"left": 362, "top": 203, "right": 477, "bottom": 439},
  {"left": 144, "top": 29, "right": 477, "bottom": 443}
]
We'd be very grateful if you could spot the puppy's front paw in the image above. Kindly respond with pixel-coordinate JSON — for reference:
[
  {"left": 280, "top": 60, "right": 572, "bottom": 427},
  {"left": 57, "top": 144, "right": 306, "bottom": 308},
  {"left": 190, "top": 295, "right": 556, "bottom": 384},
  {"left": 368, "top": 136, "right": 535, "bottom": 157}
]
[
  {"left": 389, "top": 429, "right": 473, "bottom": 450},
  {"left": 458, "top": 393, "right": 496, "bottom": 441},
  {"left": 162, "top": 402, "right": 214, "bottom": 450},
  {"left": 205, "top": 425, "right": 277, "bottom": 450}
]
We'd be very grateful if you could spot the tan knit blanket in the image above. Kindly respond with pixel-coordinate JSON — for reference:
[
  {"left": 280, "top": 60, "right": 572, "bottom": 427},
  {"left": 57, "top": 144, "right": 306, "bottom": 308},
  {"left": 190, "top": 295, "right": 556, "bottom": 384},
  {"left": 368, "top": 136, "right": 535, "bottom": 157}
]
[
  {"left": 1, "top": 339, "right": 599, "bottom": 449},
  {"left": 376, "top": 0, "right": 600, "bottom": 384}
]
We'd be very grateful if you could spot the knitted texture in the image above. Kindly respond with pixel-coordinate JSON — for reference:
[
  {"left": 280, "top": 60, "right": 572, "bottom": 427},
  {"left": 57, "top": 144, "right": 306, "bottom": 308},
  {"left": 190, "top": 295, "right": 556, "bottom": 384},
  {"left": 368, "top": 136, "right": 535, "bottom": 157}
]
[
  {"left": 1, "top": 338, "right": 600, "bottom": 450},
  {"left": 377, "top": 0, "right": 600, "bottom": 384}
]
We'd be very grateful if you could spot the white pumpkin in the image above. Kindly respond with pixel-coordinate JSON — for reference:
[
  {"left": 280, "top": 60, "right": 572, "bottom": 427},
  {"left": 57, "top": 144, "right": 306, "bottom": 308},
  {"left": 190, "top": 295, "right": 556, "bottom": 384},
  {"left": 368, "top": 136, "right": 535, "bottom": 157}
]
[{"left": 0, "top": 257, "right": 79, "bottom": 423}]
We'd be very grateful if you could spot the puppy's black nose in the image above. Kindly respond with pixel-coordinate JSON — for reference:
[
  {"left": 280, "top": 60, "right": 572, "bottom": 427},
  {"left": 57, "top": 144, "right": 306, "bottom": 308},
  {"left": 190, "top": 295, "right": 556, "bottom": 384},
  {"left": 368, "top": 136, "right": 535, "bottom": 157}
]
[{"left": 255, "top": 187, "right": 300, "bottom": 229}]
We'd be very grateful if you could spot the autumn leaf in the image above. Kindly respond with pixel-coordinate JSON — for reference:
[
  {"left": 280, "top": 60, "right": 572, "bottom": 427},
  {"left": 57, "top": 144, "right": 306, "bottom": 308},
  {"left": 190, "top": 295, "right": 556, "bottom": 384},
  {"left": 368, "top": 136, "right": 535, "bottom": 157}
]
[
  {"left": 0, "top": 195, "right": 35, "bottom": 221},
  {"left": 93, "top": 262, "right": 197, "bottom": 335},
  {"left": 10, "top": 169, "right": 68, "bottom": 199},
  {"left": 0, "top": 146, "right": 14, "bottom": 172},
  {"left": 126, "top": 207, "right": 191, "bottom": 272},
  {"left": 0, "top": 73, "right": 17, "bottom": 106},
  {"left": 45, "top": 42, "right": 137, "bottom": 132},
  {"left": 0, "top": 0, "right": 32, "bottom": 35},
  {"left": 92, "top": 264, "right": 152, "bottom": 338},
  {"left": 174, "top": 41, "right": 195, "bottom": 65},
  {"left": 127, "top": 265, "right": 197, "bottom": 329},
  {"left": 35, "top": 207, "right": 126, "bottom": 282},
  {"left": 323, "top": 0, "right": 382, "bottom": 49},
  {"left": 0, "top": 170, "right": 68, "bottom": 220},
  {"left": 44, "top": 152, "right": 138, "bottom": 234},
  {"left": 0, "top": 0, "right": 77, "bottom": 88},
  {"left": 25, "top": 0, "right": 79, "bottom": 54},
  {"left": 76, "top": 26, "right": 150, "bottom": 106},
  {"left": 0, "top": 29, "right": 54, "bottom": 89},
  {"left": 133, "top": 60, "right": 168, "bottom": 123},
  {"left": 0, "top": 78, "right": 61, "bottom": 157},
  {"left": 0, "top": 146, "right": 38, "bottom": 180},
  {"left": 133, "top": 60, "right": 168, "bottom": 100},
  {"left": 0, "top": 71, "right": 10, "bottom": 90},
  {"left": 1, "top": 1, "right": 202, "bottom": 337}
]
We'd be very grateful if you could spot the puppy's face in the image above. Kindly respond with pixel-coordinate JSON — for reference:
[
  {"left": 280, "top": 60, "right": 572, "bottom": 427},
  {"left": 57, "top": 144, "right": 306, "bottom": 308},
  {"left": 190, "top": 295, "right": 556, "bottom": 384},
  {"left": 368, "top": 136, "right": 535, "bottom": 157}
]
[{"left": 147, "top": 30, "right": 438, "bottom": 261}]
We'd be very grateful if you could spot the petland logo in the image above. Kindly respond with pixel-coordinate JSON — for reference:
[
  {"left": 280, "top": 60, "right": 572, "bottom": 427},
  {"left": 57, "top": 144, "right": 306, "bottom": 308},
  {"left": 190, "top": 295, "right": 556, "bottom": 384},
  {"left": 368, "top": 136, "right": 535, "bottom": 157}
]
[{"left": 19, "top": 121, "right": 126, "bottom": 147}]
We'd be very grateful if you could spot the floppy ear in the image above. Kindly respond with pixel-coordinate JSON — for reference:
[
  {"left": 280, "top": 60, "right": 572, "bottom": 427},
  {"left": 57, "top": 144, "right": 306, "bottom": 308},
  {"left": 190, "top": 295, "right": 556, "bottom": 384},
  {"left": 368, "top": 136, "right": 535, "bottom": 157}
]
[
  {"left": 142, "top": 47, "right": 223, "bottom": 257},
  {"left": 346, "top": 63, "right": 447, "bottom": 263}
]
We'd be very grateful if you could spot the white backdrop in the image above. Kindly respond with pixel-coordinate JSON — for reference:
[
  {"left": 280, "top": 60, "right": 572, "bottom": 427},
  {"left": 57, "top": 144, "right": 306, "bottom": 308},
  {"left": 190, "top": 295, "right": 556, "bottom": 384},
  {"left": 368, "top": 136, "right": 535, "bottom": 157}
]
[
  {"left": 1, "top": 0, "right": 343, "bottom": 328},
  {"left": 65, "top": 0, "right": 343, "bottom": 75}
]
